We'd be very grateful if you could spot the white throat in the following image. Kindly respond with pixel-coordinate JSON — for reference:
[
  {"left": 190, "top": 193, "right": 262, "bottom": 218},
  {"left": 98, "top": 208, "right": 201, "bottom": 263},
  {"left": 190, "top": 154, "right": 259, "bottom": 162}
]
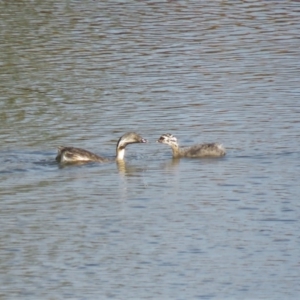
[{"left": 116, "top": 148, "right": 125, "bottom": 160}]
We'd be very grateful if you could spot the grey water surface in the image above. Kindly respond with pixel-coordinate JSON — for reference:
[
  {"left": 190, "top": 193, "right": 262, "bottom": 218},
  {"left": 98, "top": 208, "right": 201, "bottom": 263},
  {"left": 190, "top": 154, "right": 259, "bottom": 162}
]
[{"left": 0, "top": 1, "right": 300, "bottom": 299}]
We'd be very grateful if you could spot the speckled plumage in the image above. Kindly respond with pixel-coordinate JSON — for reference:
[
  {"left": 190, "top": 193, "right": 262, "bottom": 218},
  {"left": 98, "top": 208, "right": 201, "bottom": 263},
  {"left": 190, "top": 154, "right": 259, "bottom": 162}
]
[{"left": 157, "top": 133, "right": 226, "bottom": 158}]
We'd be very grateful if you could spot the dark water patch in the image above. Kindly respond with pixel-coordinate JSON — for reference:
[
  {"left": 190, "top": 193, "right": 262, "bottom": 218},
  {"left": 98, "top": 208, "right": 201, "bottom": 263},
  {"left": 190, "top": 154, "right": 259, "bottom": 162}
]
[
  {"left": 195, "top": 293, "right": 215, "bottom": 299},
  {"left": 238, "top": 206, "right": 258, "bottom": 210},
  {"left": 129, "top": 205, "right": 147, "bottom": 209},
  {"left": 281, "top": 208, "right": 293, "bottom": 212},
  {"left": 273, "top": 239, "right": 290, "bottom": 242},
  {"left": 219, "top": 183, "right": 245, "bottom": 187},
  {"left": 259, "top": 218, "right": 297, "bottom": 222}
]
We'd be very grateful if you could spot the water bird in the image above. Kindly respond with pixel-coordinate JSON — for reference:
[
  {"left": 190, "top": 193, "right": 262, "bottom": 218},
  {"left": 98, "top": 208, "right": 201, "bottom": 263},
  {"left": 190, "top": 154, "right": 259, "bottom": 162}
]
[
  {"left": 157, "top": 133, "right": 226, "bottom": 158},
  {"left": 56, "top": 132, "right": 147, "bottom": 163}
]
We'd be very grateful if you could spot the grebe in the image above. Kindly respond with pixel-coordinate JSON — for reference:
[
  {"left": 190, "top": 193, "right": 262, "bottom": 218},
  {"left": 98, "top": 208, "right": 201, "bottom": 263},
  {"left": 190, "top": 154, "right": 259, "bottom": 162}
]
[
  {"left": 56, "top": 132, "right": 147, "bottom": 163},
  {"left": 157, "top": 133, "right": 226, "bottom": 158}
]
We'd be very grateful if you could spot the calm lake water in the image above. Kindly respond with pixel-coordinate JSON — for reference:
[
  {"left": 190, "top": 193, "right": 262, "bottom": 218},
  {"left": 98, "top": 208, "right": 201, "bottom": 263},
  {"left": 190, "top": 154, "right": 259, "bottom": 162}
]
[{"left": 0, "top": 1, "right": 300, "bottom": 299}]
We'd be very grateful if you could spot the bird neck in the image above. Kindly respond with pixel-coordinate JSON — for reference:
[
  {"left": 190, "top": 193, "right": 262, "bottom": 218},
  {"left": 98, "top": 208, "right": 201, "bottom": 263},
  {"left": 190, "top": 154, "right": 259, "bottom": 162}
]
[
  {"left": 171, "top": 144, "right": 181, "bottom": 158},
  {"left": 116, "top": 146, "right": 125, "bottom": 160}
]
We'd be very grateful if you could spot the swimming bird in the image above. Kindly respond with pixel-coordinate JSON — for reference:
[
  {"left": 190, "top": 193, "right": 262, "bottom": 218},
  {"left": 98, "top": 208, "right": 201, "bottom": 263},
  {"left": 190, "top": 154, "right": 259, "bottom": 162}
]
[
  {"left": 56, "top": 132, "right": 147, "bottom": 163},
  {"left": 157, "top": 133, "right": 226, "bottom": 158}
]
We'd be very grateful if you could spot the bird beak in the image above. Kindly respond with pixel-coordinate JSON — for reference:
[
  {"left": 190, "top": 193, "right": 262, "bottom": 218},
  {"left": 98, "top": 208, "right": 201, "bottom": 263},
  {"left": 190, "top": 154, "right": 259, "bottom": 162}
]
[{"left": 141, "top": 138, "right": 148, "bottom": 143}]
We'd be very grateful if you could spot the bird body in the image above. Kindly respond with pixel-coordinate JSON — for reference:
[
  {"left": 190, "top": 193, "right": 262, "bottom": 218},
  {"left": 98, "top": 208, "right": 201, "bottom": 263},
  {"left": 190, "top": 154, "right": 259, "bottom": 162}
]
[
  {"left": 56, "top": 132, "right": 147, "bottom": 163},
  {"left": 157, "top": 133, "right": 226, "bottom": 158}
]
